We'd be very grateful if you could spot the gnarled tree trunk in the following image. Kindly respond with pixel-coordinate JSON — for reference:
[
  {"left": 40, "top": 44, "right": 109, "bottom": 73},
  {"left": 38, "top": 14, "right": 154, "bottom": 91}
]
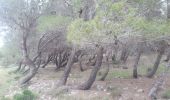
[
  {"left": 19, "top": 57, "right": 37, "bottom": 85},
  {"left": 99, "top": 56, "right": 109, "bottom": 81},
  {"left": 133, "top": 50, "right": 142, "bottom": 78},
  {"left": 80, "top": 0, "right": 96, "bottom": 21},
  {"left": 15, "top": 60, "right": 23, "bottom": 72},
  {"left": 164, "top": 51, "right": 170, "bottom": 62},
  {"left": 42, "top": 55, "right": 51, "bottom": 68},
  {"left": 57, "top": 48, "right": 76, "bottom": 86},
  {"left": 78, "top": 55, "right": 84, "bottom": 72},
  {"left": 133, "top": 42, "right": 143, "bottom": 78},
  {"left": 19, "top": 32, "right": 38, "bottom": 85},
  {"left": 77, "top": 46, "right": 103, "bottom": 90},
  {"left": 147, "top": 47, "right": 165, "bottom": 78},
  {"left": 120, "top": 46, "right": 129, "bottom": 64}
]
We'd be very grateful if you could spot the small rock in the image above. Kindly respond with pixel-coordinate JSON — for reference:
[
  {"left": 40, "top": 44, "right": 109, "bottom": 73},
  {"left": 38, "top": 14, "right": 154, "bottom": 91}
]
[
  {"left": 123, "top": 87, "right": 128, "bottom": 90},
  {"left": 70, "top": 91, "right": 78, "bottom": 95},
  {"left": 106, "top": 92, "right": 110, "bottom": 95},
  {"left": 137, "top": 89, "right": 144, "bottom": 93},
  {"left": 94, "top": 92, "right": 98, "bottom": 95}
]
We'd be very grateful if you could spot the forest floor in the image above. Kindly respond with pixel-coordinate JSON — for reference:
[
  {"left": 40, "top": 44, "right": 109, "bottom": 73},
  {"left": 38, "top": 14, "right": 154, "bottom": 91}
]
[
  {"left": 2, "top": 54, "right": 170, "bottom": 100},
  {"left": 0, "top": 66, "right": 20, "bottom": 98}
]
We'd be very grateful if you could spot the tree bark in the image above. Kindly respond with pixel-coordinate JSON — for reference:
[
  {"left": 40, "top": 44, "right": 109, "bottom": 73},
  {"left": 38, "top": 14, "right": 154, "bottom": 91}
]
[
  {"left": 133, "top": 42, "right": 143, "bottom": 78},
  {"left": 19, "top": 57, "right": 37, "bottom": 85},
  {"left": 164, "top": 51, "right": 170, "bottom": 62},
  {"left": 99, "top": 56, "right": 109, "bottom": 81},
  {"left": 133, "top": 50, "right": 142, "bottom": 78},
  {"left": 20, "top": 65, "right": 27, "bottom": 72},
  {"left": 120, "top": 47, "right": 127, "bottom": 61},
  {"left": 77, "top": 46, "right": 103, "bottom": 90},
  {"left": 19, "top": 31, "right": 37, "bottom": 85},
  {"left": 168, "top": 0, "right": 170, "bottom": 19},
  {"left": 78, "top": 55, "right": 84, "bottom": 72},
  {"left": 148, "top": 64, "right": 170, "bottom": 99},
  {"left": 42, "top": 55, "right": 51, "bottom": 68},
  {"left": 57, "top": 48, "right": 76, "bottom": 86},
  {"left": 15, "top": 60, "right": 23, "bottom": 72},
  {"left": 147, "top": 47, "right": 165, "bottom": 78}
]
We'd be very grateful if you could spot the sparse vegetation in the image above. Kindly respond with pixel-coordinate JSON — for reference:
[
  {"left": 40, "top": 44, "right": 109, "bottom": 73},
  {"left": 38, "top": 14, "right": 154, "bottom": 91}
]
[
  {"left": 0, "top": 67, "right": 19, "bottom": 98},
  {"left": 0, "top": 0, "right": 170, "bottom": 99},
  {"left": 13, "top": 89, "right": 37, "bottom": 100},
  {"left": 161, "top": 89, "right": 170, "bottom": 99}
]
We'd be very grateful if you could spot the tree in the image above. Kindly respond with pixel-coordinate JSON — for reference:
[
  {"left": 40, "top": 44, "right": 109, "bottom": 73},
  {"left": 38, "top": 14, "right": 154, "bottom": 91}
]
[
  {"left": 133, "top": 41, "right": 143, "bottom": 78},
  {"left": 77, "top": 45, "right": 103, "bottom": 90},
  {"left": 57, "top": 47, "right": 76, "bottom": 86},
  {"left": 0, "top": 0, "right": 57, "bottom": 85},
  {"left": 147, "top": 40, "right": 167, "bottom": 78}
]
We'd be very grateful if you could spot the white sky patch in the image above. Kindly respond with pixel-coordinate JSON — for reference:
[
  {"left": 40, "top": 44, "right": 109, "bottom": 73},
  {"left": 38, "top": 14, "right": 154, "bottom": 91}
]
[
  {"left": 0, "top": 26, "right": 8, "bottom": 48},
  {"left": 0, "top": 31, "right": 5, "bottom": 48}
]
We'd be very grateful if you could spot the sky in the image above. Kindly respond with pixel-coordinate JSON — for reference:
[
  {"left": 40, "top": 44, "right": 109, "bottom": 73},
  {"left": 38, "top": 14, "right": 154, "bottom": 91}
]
[
  {"left": 0, "top": 26, "right": 7, "bottom": 48},
  {"left": 0, "top": 32, "right": 4, "bottom": 48}
]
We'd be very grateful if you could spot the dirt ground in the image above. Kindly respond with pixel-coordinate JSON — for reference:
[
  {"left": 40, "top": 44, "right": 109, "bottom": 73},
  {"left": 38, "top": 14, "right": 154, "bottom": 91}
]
[{"left": 3, "top": 55, "right": 170, "bottom": 100}]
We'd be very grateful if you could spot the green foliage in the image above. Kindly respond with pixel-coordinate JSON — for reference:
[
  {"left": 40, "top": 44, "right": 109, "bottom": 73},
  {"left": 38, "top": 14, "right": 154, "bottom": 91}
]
[
  {"left": 37, "top": 15, "right": 72, "bottom": 33},
  {"left": 13, "top": 89, "right": 37, "bottom": 100},
  {"left": 0, "top": 68, "right": 20, "bottom": 98},
  {"left": 67, "top": 0, "right": 136, "bottom": 44},
  {"left": 67, "top": 18, "right": 104, "bottom": 43},
  {"left": 106, "top": 69, "right": 131, "bottom": 79},
  {"left": 131, "top": 0, "right": 145, "bottom": 3},
  {"left": 0, "top": 96, "right": 10, "bottom": 100},
  {"left": 111, "top": 1, "right": 125, "bottom": 12},
  {"left": 67, "top": 0, "right": 170, "bottom": 45},
  {"left": 128, "top": 17, "right": 170, "bottom": 37}
]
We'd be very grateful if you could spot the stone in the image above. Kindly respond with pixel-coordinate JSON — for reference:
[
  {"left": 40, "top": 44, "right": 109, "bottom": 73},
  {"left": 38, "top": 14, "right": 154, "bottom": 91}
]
[{"left": 137, "top": 89, "right": 144, "bottom": 93}]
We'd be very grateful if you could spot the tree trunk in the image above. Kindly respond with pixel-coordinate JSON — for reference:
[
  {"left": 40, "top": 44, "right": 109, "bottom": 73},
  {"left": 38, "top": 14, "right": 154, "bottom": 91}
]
[
  {"left": 99, "top": 56, "right": 109, "bottom": 81},
  {"left": 133, "top": 42, "right": 143, "bottom": 78},
  {"left": 77, "top": 46, "right": 103, "bottom": 90},
  {"left": 42, "top": 55, "right": 51, "bottom": 68},
  {"left": 19, "top": 31, "right": 38, "bottom": 85},
  {"left": 81, "top": 0, "right": 96, "bottom": 21},
  {"left": 15, "top": 60, "right": 23, "bottom": 72},
  {"left": 79, "top": 55, "right": 84, "bottom": 72},
  {"left": 147, "top": 47, "right": 165, "bottom": 78},
  {"left": 168, "top": 0, "right": 170, "bottom": 19},
  {"left": 57, "top": 48, "right": 76, "bottom": 86},
  {"left": 19, "top": 57, "right": 37, "bottom": 85},
  {"left": 120, "top": 47, "right": 127, "bottom": 62},
  {"left": 20, "top": 65, "right": 26, "bottom": 72},
  {"left": 164, "top": 51, "right": 170, "bottom": 62},
  {"left": 120, "top": 47, "right": 129, "bottom": 64},
  {"left": 133, "top": 50, "right": 142, "bottom": 78}
]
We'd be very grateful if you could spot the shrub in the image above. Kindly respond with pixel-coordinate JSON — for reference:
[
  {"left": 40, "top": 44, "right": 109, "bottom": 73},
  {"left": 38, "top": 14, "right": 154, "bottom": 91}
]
[
  {"left": 13, "top": 89, "right": 37, "bottom": 100},
  {"left": 0, "top": 96, "right": 10, "bottom": 100}
]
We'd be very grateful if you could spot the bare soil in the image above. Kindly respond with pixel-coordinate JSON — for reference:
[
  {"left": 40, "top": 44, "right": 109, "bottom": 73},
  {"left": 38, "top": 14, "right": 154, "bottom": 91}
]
[{"left": 4, "top": 55, "right": 170, "bottom": 100}]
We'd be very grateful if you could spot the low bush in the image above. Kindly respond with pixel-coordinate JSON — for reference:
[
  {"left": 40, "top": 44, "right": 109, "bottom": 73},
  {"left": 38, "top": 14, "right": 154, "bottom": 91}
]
[{"left": 13, "top": 89, "right": 37, "bottom": 100}]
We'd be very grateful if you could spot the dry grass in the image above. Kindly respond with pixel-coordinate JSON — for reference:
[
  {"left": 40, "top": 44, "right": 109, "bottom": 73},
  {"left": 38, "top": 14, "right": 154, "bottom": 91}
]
[{"left": 0, "top": 66, "right": 19, "bottom": 98}]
